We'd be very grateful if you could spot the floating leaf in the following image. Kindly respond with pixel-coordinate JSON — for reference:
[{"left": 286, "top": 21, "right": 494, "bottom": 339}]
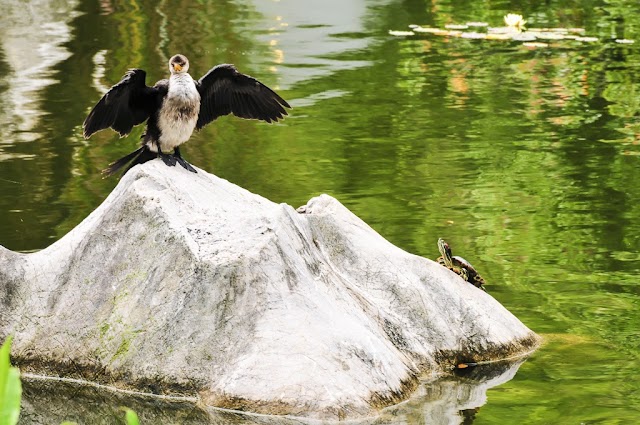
[
  {"left": 529, "top": 27, "right": 568, "bottom": 34},
  {"left": 575, "top": 36, "right": 599, "bottom": 42},
  {"left": 413, "top": 26, "right": 447, "bottom": 34},
  {"left": 466, "top": 22, "right": 489, "bottom": 28},
  {"left": 485, "top": 33, "right": 513, "bottom": 40},
  {"left": 389, "top": 30, "right": 414, "bottom": 36},
  {"left": 522, "top": 42, "right": 549, "bottom": 48},
  {"left": 488, "top": 26, "right": 518, "bottom": 34},
  {"left": 512, "top": 33, "right": 538, "bottom": 42},
  {"left": 460, "top": 32, "right": 487, "bottom": 40},
  {"left": 529, "top": 32, "right": 567, "bottom": 40},
  {"left": 398, "top": 19, "right": 601, "bottom": 46},
  {"left": 445, "top": 24, "right": 468, "bottom": 30}
]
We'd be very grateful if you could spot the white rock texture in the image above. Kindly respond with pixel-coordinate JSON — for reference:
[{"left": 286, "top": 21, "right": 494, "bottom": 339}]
[{"left": 0, "top": 160, "right": 539, "bottom": 420}]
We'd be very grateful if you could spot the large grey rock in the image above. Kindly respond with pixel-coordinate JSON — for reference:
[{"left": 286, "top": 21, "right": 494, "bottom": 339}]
[{"left": 0, "top": 160, "right": 539, "bottom": 420}]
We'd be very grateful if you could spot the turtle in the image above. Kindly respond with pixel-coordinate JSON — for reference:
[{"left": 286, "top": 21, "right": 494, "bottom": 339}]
[{"left": 436, "top": 238, "right": 486, "bottom": 290}]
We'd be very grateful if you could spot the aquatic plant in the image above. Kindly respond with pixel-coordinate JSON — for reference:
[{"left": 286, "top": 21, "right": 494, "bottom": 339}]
[
  {"left": 0, "top": 337, "right": 21, "bottom": 425},
  {"left": 0, "top": 336, "right": 140, "bottom": 425},
  {"left": 389, "top": 12, "right": 634, "bottom": 47},
  {"left": 504, "top": 13, "right": 526, "bottom": 31}
]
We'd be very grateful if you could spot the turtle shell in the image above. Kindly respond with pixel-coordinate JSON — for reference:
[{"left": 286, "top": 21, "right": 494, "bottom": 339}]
[
  {"left": 452, "top": 256, "right": 485, "bottom": 288},
  {"left": 451, "top": 256, "right": 476, "bottom": 274}
]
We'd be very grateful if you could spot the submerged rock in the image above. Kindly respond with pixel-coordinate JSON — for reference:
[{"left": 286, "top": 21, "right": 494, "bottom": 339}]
[{"left": 0, "top": 160, "right": 539, "bottom": 420}]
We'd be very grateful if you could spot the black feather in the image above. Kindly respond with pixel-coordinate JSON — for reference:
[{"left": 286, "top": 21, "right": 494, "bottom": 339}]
[
  {"left": 83, "top": 69, "right": 157, "bottom": 139},
  {"left": 102, "top": 146, "right": 157, "bottom": 177},
  {"left": 195, "top": 64, "right": 290, "bottom": 130}
]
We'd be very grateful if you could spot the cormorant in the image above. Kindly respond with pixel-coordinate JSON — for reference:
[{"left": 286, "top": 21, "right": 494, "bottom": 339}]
[{"left": 83, "top": 54, "right": 290, "bottom": 176}]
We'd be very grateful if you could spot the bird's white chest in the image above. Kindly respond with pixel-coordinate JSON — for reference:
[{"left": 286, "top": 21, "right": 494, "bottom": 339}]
[{"left": 157, "top": 75, "right": 201, "bottom": 151}]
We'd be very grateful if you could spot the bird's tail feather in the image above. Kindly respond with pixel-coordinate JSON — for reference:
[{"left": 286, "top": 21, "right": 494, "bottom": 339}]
[{"left": 102, "top": 146, "right": 156, "bottom": 177}]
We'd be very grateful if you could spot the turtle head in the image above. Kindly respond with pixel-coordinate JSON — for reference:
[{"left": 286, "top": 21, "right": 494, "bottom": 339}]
[{"left": 437, "top": 238, "right": 454, "bottom": 268}]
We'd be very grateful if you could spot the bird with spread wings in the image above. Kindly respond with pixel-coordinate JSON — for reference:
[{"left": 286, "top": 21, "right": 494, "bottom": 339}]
[{"left": 83, "top": 54, "right": 290, "bottom": 176}]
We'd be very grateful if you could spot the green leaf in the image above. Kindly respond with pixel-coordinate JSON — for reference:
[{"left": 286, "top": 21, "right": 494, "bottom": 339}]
[
  {"left": 123, "top": 408, "right": 140, "bottom": 425},
  {"left": 0, "top": 336, "right": 11, "bottom": 399},
  {"left": 0, "top": 336, "right": 22, "bottom": 425}
]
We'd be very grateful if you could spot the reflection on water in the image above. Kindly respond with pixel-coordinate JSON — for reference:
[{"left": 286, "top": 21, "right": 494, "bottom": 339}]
[
  {"left": 2, "top": 0, "right": 640, "bottom": 423},
  {"left": 21, "top": 360, "right": 527, "bottom": 425},
  {"left": 250, "top": 0, "right": 389, "bottom": 88},
  {"left": 0, "top": 0, "right": 79, "bottom": 152},
  {"left": 375, "top": 360, "right": 528, "bottom": 424},
  {"left": 90, "top": 50, "right": 111, "bottom": 95}
]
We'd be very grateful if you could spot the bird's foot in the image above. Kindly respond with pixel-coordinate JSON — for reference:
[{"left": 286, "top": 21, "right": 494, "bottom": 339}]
[
  {"left": 173, "top": 147, "right": 197, "bottom": 173},
  {"left": 175, "top": 156, "right": 197, "bottom": 173},
  {"left": 159, "top": 152, "right": 177, "bottom": 167}
]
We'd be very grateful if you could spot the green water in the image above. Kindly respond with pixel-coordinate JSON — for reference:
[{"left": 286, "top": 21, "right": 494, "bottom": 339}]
[{"left": 2, "top": 0, "right": 640, "bottom": 423}]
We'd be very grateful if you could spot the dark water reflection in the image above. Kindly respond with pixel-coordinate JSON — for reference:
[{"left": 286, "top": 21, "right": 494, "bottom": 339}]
[
  {"left": 21, "top": 359, "right": 526, "bottom": 424},
  {"left": 2, "top": 0, "right": 640, "bottom": 423}
]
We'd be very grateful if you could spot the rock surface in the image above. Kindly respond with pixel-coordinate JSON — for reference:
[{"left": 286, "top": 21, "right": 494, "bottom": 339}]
[{"left": 0, "top": 160, "right": 539, "bottom": 420}]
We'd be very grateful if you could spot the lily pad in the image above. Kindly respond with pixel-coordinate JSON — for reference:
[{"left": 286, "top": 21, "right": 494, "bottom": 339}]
[
  {"left": 389, "top": 30, "right": 415, "bottom": 36},
  {"left": 575, "top": 36, "right": 599, "bottom": 42},
  {"left": 488, "top": 26, "right": 520, "bottom": 35},
  {"left": 394, "top": 18, "right": 603, "bottom": 47},
  {"left": 460, "top": 32, "right": 487, "bottom": 40},
  {"left": 529, "top": 32, "right": 567, "bottom": 40},
  {"left": 445, "top": 24, "right": 469, "bottom": 30},
  {"left": 522, "top": 42, "right": 549, "bottom": 48},
  {"left": 413, "top": 26, "right": 447, "bottom": 34},
  {"left": 486, "top": 33, "right": 513, "bottom": 40},
  {"left": 512, "top": 33, "right": 538, "bottom": 42},
  {"left": 466, "top": 22, "right": 489, "bottom": 28}
]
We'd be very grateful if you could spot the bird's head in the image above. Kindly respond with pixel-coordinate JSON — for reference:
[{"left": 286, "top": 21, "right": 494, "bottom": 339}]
[{"left": 169, "top": 54, "right": 189, "bottom": 74}]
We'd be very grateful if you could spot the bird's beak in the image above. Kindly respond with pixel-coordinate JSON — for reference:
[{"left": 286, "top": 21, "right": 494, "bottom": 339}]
[{"left": 174, "top": 64, "right": 182, "bottom": 72}]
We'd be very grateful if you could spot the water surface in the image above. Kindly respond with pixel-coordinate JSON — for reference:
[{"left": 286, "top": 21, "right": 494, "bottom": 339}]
[{"left": 1, "top": 0, "right": 640, "bottom": 423}]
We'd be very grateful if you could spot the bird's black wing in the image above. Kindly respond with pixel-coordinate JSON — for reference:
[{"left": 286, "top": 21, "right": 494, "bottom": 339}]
[
  {"left": 195, "top": 64, "right": 290, "bottom": 130},
  {"left": 83, "top": 69, "right": 159, "bottom": 138}
]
